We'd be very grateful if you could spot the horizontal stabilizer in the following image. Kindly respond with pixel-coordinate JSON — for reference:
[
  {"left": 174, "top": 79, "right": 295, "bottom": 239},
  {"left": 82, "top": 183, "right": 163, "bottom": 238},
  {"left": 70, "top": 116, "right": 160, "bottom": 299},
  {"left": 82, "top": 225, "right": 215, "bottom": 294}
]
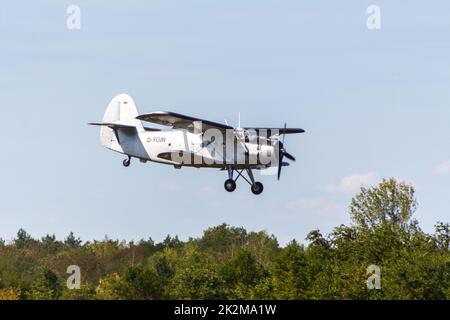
[{"left": 88, "top": 122, "right": 137, "bottom": 130}]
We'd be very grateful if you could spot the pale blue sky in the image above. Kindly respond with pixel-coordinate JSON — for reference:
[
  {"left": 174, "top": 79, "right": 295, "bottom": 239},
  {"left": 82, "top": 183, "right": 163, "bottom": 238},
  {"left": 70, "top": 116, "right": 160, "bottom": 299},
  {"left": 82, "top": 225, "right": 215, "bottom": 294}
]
[{"left": 0, "top": 1, "right": 449, "bottom": 245}]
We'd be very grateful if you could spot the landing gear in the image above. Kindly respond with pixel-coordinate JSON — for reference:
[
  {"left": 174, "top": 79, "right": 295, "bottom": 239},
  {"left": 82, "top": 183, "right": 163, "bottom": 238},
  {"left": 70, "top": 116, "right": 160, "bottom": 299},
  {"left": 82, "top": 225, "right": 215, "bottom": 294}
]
[
  {"left": 224, "top": 166, "right": 236, "bottom": 192},
  {"left": 245, "top": 168, "right": 263, "bottom": 195},
  {"left": 223, "top": 166, "right": 264, "bottom": 195},
  {"left": 123, "top": 156, "right": 131, "bottom": 167},
  {"left": 224, "top": 179, "right": 236, "bottom": 192},
  {"left": 251, "top": 182, "right": 264, "bottom": 195}
]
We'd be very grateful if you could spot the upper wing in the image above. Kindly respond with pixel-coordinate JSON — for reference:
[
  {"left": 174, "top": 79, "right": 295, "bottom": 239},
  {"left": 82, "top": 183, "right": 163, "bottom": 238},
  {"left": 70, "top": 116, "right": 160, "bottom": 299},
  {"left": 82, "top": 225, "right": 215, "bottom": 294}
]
[
  {"left": 136, "top": 111, "right": 233, "bottom": 133},
  {"left": 136, "top": 111, "right": 305, "bottom": 135},
  {"left": 243, "top": 127, "right": 305, "bottom": 135}
]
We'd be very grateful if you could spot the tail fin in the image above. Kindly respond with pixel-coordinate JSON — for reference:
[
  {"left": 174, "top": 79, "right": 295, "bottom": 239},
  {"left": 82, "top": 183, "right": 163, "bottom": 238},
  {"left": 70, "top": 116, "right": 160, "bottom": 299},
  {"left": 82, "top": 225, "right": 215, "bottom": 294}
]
[{"left": 98, "top": 93, "right": 144, "bottom": 150}]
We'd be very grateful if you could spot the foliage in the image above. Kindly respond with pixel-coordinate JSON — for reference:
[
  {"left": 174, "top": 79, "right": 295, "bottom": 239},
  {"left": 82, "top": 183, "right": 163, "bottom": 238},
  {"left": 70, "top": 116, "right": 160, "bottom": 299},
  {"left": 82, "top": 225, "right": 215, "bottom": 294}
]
[
  {"left": 0, "top": 288, "right": 21, "bottom": 300},
  {"left": 27, "top": 268, "right": 61, "bottom": 300},
  {"left": 0, "top": 178, "right": 448, "bottom": 300},
  {"left": 96, "top": 264, "right": 161, "bottom": 300},
  {"left": 350, "top": 178, "right": 417, "bottom": 231}
]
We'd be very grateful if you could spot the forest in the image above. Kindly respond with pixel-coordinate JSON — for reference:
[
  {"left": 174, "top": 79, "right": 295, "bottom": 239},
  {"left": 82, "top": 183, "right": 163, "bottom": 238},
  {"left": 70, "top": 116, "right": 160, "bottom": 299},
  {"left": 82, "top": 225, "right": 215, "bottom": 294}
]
[{"left": 0, "top": 178, "right": 448, "bottom": 300}]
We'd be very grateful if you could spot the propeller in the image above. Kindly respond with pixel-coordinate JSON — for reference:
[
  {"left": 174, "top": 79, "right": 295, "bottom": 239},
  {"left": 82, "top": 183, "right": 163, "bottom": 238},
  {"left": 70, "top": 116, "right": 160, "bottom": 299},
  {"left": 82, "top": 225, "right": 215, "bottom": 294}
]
[{"left": 277, "top": 123, "right": 296, "bottom": 180}]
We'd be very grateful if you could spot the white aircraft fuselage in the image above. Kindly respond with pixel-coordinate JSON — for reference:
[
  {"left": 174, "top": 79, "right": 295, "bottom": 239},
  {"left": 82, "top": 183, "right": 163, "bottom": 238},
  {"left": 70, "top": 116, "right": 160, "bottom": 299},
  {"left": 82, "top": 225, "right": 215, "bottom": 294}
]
[{"left": 115, "top": 129, "right": 278, "bottom": 169}]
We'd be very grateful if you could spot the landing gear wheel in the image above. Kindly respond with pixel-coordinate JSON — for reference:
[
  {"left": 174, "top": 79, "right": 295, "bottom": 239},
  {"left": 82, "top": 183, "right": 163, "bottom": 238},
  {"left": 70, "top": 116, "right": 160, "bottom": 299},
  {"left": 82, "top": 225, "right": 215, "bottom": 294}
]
[
  {"left": 251, "top": 182, "right": 264, "bottom": 195},
  {"left": 224, "top": 179, "right": 236, "bottom": 192},
  {"left": 123, "top": 158, "right": 131, "bottom": 167}
]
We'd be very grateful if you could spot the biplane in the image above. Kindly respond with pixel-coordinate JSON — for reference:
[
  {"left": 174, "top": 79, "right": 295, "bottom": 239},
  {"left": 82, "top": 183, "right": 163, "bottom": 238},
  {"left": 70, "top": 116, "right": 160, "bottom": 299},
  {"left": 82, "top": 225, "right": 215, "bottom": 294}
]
[{"left": 89, "top": 94, "right": 305, "bottom": 194}]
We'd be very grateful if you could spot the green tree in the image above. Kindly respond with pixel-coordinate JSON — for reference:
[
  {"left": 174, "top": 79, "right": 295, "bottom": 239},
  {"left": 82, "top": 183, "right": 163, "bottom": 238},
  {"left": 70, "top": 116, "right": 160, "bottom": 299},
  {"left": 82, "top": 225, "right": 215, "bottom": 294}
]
[
  {"left": 160, "top": 235, "right": 183, "bottom": 250},
  {"left": 95, "top": 273, "right": 123, "bottom": 300},
  {"left": 15, "top": 229, "right": 33, "bottom": 249},
  {"left": 96, "top": 265, "right": 161, "bottom": 300},
  {"left": 350, "top": 178, "right": 417, "bottom": 231},
  {"left": 197, "top": 224, "right": 247, "bottom": 262},
  {"left": 122, "top": 264, "right": 161, "bottom": 299},
  {"left": 221, "top": 251, "right": 266, "bottom": 287},
  {"left": 166, "top": 245, "right": 226, "bottom": 299},
  {"left": 151, "top": 252, "right": 175, "bottom": 292},
  {"left": 41, "top": 234, "right": 62, "bottom": 254},
  {"left": 220, "top": 250, "right": 268, "bottom": 299},
  {"left": 138, "top": 237, "right": 157, "bottom": 256},
  {"left": 28, "top": 268, "right": 61, "bottom": 300},
  {"left": 271, "top": 241, "right": 310, "bottom": 299},
  {"left": 306, "top": 229, "right": 330, "bottom": 249},
  {"left": 245, "top": 231, "right": 280, "bottom": 267},
  {"left": 382, "top": 245, "right": 449, "bottom": 299},
  {"left": 64, "top": 232, "right": 82, "bottom": 249},
  {"left": 433, "top": 222, "right": 450, "bottom": 250}
]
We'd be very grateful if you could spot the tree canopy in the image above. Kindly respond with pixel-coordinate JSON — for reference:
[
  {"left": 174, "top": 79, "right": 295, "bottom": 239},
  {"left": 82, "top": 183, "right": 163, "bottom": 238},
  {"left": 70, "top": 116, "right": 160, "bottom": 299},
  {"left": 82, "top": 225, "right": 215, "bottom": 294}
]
[{"left": 0, "top": 178, "right": 448, "bottom": 300}]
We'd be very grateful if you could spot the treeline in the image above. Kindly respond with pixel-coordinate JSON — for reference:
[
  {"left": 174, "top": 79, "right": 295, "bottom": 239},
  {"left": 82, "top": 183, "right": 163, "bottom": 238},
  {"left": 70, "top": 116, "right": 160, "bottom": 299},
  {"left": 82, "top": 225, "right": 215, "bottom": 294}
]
[{"left": 0, "top": 178, "right": 448, "bottom": 300}]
